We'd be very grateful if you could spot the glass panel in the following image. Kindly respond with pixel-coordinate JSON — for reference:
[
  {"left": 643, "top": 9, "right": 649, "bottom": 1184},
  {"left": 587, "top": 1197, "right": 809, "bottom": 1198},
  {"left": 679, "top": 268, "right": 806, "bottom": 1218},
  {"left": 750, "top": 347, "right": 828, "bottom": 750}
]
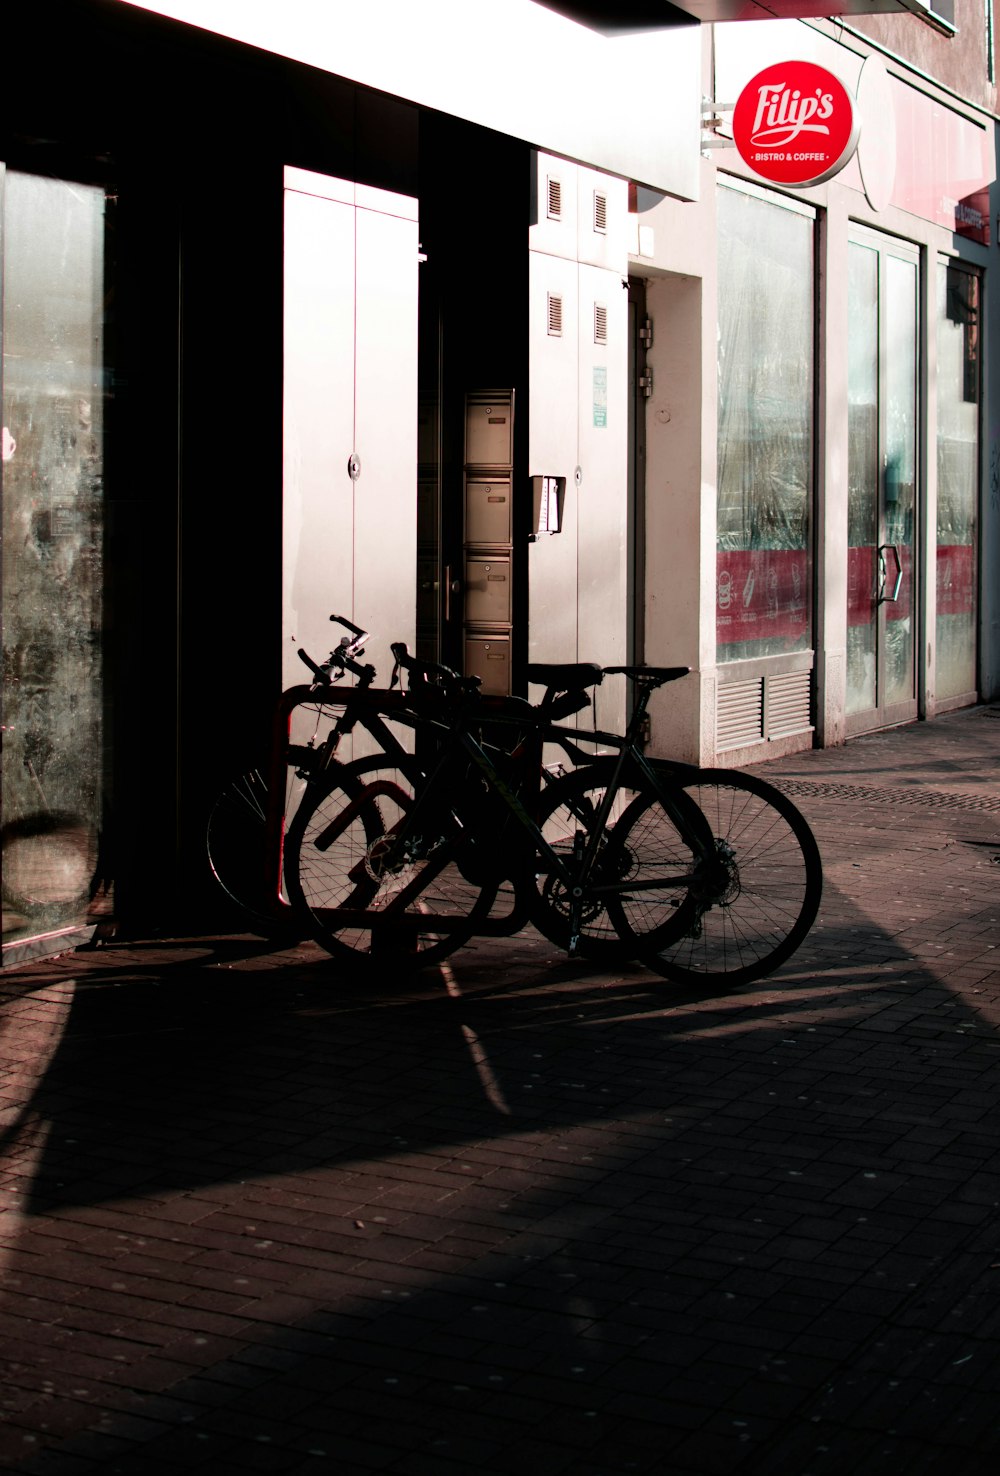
[
  {"left": 2, "top": 172, "right": 108, "bottom": 945},
  {"left": 846, "top": 242, "right": 879, "bottom": 715},
  {"left": 936, "top": 261, "right": 979, "bottom": 700},
  {"left": 883, "top": 254, "right": 917, "bottom": 708},
  {"left": 716, "top": 187, "right": 813, "bottom": 661}
]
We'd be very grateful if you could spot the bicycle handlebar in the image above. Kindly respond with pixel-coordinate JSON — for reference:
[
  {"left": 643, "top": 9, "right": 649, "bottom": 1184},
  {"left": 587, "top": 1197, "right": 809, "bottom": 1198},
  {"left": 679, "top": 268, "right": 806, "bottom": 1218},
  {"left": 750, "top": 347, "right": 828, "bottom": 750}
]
[
  {"left": 297, "top": 615, "right": 376, "bottom": 688},
  {"left": 330, "top": 613, "right": 367, "bottom": 641},
  {"left": 297, "top": 648, "right": 331, "bottom": 683}
]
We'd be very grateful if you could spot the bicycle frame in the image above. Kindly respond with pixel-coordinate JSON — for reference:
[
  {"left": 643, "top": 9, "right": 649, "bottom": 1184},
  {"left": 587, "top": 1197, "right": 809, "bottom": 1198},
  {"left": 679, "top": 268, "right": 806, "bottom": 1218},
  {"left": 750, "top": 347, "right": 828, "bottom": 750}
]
[
  {"left": 224, "top": 634, "right": 819, "bottom": 981},
  {"left": 301, "top": 692, "right": 711, "bottom": 945}
]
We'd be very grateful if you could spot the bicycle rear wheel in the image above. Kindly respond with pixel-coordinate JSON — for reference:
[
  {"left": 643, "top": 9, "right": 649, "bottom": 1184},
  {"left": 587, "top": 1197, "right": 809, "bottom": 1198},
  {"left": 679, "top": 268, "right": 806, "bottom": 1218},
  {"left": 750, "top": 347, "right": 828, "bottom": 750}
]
[
  {"left": 623, "top": 769, "right": 822, "bottom": 986},
  {"left": 283, "top": 758, "right": 500, "bottom": 976},
  {"left": 528, "top": 762, "right": 708, "bottom": 958}
]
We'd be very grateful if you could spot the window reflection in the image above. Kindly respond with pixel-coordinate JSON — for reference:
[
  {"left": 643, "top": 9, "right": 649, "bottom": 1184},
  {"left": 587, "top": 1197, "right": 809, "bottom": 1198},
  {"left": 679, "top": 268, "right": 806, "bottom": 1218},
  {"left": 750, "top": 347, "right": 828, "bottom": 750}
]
[
  {"left": 716, "top": 185, "right": 814, "bottom": 662},
  {"left": 1, "top": 172, "right": 108, "bottom": 946}
]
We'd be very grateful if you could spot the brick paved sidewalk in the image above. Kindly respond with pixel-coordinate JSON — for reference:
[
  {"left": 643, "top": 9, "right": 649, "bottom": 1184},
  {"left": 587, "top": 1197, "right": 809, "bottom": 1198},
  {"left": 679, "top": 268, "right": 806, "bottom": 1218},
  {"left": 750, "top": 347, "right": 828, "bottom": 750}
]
[{"left": 2, "top": 705, "right": 1000, "bottom": 1474}]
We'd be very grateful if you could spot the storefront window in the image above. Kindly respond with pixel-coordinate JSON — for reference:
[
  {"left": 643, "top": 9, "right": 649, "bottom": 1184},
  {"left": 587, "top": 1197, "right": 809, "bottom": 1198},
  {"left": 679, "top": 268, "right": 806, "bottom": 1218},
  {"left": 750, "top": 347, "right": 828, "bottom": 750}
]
[
  {"left": 936, "top": 261, "right": 980, "bottom": 702},
  {"left": 1, "top": 171, "right": 109, "bottom": 950},
  {"left": 716, "top": 182, "right": 814, "bottom": 662}
]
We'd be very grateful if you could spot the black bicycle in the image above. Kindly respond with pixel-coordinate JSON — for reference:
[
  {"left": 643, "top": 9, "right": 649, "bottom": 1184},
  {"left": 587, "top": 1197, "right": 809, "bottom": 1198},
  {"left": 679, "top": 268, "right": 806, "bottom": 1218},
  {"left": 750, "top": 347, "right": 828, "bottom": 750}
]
[{"left": 281, "top": 644, "right": 823, "bottom": 985}]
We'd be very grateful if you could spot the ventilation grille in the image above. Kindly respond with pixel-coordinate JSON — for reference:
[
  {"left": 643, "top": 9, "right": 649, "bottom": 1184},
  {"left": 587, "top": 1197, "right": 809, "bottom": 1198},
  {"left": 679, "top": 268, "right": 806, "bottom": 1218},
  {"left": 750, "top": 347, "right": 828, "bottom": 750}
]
[
  {"left": 547, "top": 293, "right": 563, "bottom": 337},
  {"left": 717, "top": 669, "right": 814, "bottom": 751},
  {"left": 594, "top": 303, "right": 608, "bottom": 344},
  {"left": 547, "top": 176, "right": 562, "bottom": 220},
  {"left": 765, "top": 669, "right": 812, "bottom": 738},
  {"left": 593, "top": 191, "right": 607, "bottom": 233},
  {"left": 717, "top": 679, "right": 764, "bottom": 752}
]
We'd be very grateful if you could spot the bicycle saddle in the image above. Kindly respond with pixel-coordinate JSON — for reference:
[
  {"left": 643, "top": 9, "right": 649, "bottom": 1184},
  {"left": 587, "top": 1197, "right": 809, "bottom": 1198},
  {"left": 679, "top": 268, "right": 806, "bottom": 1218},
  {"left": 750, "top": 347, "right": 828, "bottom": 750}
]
[{"left": 526, "top": 662, "right": 603, "bottom": 691}]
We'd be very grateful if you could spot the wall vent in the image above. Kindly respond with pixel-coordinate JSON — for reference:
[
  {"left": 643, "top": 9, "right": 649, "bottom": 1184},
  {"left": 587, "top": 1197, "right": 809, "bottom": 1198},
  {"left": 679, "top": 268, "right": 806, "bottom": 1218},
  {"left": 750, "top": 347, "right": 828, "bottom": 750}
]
[
  {"left": 717, "top": 669, "right": 814, "bottom": 751},
  {"left": 594, "top": 302, "right": 608, "bottom": 344},
  {"left": 717, "top": 678, "right": 763, "bottom": 751},
  {"left": 765, "top": 669, "right": 812, "bottom": 738},
  {"left": 547, "top": 176, "right": 562, "bottom": 221},
  {"left": 593, "top": 190, "right": 607, "bottom": 234},
  {"left": 547, "top": 292, "right": 563, "bottom": 337}
]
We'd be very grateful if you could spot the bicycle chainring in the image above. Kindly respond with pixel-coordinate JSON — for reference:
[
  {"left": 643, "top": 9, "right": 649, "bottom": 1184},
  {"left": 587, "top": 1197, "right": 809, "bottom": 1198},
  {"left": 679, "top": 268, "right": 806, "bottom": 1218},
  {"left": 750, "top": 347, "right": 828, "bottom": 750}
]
[{"left": 540, "top": 873, "right": 604, "bottom": 926}]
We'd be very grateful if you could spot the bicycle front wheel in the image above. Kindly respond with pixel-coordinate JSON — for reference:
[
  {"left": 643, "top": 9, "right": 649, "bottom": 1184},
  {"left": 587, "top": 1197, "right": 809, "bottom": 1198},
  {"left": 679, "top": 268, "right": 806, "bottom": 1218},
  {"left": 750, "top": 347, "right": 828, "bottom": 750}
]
[
  {"left": 624, "top": 769, "right": 823, "bottom": 986},
  {"left": 284, "top": 759, "right": 500, "bottom": 976}
]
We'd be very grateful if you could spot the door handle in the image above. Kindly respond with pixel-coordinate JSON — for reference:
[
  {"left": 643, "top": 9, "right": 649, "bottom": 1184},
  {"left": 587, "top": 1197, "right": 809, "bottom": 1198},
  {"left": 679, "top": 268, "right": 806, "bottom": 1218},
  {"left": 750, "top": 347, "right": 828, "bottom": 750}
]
[
  {"left": 443, "top": 566, "right": 462, "bottom": 623},
  {"left": 877, "top": 544, "right": 902, "bottom": 604}
]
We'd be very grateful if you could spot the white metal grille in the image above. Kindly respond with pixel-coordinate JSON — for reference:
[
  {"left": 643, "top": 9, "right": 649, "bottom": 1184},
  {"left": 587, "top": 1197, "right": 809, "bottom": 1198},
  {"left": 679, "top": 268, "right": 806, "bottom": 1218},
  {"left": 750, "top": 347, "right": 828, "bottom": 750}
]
[
  {"left": 717, "top": 679, "right": 763, "bottom": 751},
  {"left": 593, "top": 191, "right": 607, "bottom": 233},
  {"left": 717, "top": 669, "right": 814, "bottom": 750},
  {"left": 547, "top": 293, "right": 563, "bottom": 336},
  {"left": 547, "top": 176, "right": 562, "bottom": 220},
  {"left": 594, "top": 302, "right": 608, "bottom": 343},
  {"left": 765, "top": 669, "right": 812, "bottom": 738}
]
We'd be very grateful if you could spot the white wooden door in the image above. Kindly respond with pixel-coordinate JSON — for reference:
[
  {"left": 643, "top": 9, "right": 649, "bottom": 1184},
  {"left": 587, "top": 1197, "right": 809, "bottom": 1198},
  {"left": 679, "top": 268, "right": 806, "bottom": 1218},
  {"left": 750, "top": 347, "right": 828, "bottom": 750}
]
[{"left": 282, "top": 168, "right": 418, "bottom": 688}]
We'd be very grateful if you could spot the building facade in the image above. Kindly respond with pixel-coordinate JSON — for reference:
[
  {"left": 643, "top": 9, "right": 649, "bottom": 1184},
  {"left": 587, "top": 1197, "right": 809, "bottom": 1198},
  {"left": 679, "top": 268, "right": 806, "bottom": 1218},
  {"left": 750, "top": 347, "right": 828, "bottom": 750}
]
[
  {"left": 640, "top": 5, "right": 997, "bottom": 765},
  {"left": 1, "top": 0, "right": 996, "bottom": 960}
]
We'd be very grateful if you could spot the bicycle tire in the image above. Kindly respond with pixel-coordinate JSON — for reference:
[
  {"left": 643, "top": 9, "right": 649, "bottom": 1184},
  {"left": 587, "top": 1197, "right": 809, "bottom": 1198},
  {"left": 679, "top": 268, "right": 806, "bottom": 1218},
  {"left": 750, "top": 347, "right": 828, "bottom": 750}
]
[
  {"left": 528, "top": 761, "right": 709, "bottom": 959},
  {"left": 283, "top": 756, "right": 500, "bottom": 976},
  {"left": 206, "top": 769, "right": 301, "bottom": 936},
  {"left": 624, "top": 768, "right": 823, "bottom": 986}
]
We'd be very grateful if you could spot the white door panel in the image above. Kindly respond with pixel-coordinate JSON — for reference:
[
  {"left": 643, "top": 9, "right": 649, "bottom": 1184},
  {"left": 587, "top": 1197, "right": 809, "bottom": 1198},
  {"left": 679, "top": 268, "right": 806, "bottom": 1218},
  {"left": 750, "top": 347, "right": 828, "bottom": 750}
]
[
  {"left": 576, "top": 168, "right": 628, "bottom": 274},
  {"left": 354, "top": 204, "right": 419, "bottom": 666},
  {"left": 578, "top": 262, "right": 628, "bottom": 669},
  {"left": 528, "top": 167, "right": 629, "bottom": 732},
  {"left": 283, "top": 176, "right": 419, "bottom": 689},
  {"left": 528, "top": 252, "right": 579, "bottom": 666},
  {"left": 282, "top": 187, "right": 355, "bottom": 687}
]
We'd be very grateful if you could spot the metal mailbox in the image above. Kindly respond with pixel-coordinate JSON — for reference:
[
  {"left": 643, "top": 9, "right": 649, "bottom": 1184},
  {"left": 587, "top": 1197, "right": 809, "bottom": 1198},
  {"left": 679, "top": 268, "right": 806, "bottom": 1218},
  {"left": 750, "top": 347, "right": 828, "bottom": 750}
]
[
  {"left": 465, "top": 634, "right": 511, "bottom": 696},
  {"left": 465, "top": 395, "right": 513, "bottom": 467},
  {"left": 465, "top": 556, "right": 511, "bottom": 623},
  {"left": 465, "top": 479, "right": 512, "bottom": 546}
]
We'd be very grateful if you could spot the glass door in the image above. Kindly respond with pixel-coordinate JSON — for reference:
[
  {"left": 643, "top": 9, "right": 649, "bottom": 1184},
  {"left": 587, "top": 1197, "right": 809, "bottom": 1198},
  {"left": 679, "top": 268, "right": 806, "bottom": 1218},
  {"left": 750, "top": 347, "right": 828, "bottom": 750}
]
[
  {"left": 1, "top": 169, "right": 109, "bottom": 951},
  {"left": 846, "top": 228, "right": 920, "bottom": 734}
]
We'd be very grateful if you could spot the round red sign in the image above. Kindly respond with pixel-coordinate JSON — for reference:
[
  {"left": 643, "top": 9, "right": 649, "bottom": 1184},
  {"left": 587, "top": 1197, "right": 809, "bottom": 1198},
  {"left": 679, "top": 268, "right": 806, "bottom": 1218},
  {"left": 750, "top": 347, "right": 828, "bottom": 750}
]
[{"left": 732, "top": 60, "right": 859, "bottom": 189}]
